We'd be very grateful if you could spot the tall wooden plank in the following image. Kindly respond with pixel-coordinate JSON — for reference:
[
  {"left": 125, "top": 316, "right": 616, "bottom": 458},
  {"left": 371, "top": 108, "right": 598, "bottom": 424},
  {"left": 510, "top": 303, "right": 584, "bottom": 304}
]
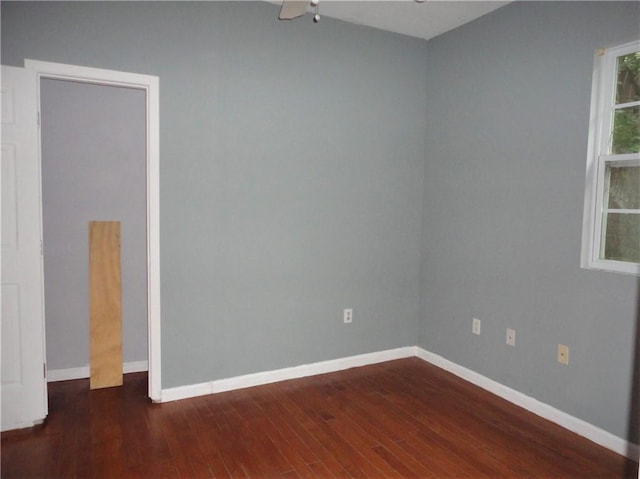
[{"left": 89, "top": 221, "right": 123, "bottom": 389}]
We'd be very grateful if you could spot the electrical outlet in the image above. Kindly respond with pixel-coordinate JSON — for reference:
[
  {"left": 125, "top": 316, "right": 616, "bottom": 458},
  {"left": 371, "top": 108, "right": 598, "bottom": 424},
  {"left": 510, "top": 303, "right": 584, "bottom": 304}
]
[
  {"left": 506, "top": 328, "right": 515, "bottom": 346},
  {"left": 343, "top": 308, "right": 353, "bottom": 324},
  {"left": 472, "top": 318, "right": 481, "bottom": 335},
  {"left": 558, "top": 344, "right": 569, "bottom": 365}
]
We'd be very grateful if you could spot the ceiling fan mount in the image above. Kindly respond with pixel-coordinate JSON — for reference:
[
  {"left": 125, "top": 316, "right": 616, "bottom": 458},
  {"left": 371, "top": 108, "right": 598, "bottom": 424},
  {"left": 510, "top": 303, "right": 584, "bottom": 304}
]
[{"left": 279, "top": 0, "right": 321, "bottom": 23}]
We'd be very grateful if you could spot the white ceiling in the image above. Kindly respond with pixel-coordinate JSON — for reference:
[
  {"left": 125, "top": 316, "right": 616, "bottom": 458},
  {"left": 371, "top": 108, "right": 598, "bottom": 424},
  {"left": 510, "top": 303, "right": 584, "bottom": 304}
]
[{"left": 272, "top": 1, "right": 511, "bottom": 41}]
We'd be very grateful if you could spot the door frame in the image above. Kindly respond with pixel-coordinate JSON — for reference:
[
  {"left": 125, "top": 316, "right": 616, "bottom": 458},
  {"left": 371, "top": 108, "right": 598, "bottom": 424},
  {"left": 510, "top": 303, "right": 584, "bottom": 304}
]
[{"left": 25, "top": 60, "right": 161, "bottom": 401}]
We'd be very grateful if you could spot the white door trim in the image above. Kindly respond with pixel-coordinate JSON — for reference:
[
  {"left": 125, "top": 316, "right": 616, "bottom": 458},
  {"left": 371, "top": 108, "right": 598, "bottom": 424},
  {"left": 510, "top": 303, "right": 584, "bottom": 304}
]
[{"left": 24, "top": 59, "right": 161, "bottom": 401}]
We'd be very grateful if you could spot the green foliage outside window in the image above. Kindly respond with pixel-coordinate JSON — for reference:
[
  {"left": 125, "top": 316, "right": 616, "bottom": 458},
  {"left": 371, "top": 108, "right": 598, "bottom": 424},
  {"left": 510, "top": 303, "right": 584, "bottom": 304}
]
[
  {"left": 612, "top": 52, "right": 640, "bottom": 154},
  {"left": 604, "top": 51, "right": 640, "bottom": 264}
]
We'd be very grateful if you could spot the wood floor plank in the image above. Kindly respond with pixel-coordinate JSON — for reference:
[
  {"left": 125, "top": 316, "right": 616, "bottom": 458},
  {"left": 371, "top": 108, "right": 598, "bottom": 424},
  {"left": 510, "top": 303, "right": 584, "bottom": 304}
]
[
  {"left": 1, "top": 358, "right": 636, "bottom": 479},
  {"left": 261, "top": 388, "right": 355, "bottom": 477},
  {"left": 287, "top": 382, "right": 415, "bottom": 478},
  {"left": 378, "top": 366, "right": 561, "bottom": 473}
]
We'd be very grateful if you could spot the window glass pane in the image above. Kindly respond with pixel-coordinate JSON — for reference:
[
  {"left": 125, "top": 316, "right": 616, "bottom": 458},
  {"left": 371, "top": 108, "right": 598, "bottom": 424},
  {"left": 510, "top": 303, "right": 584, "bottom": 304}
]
[
  {"left": 615, "top": 51, "right": 640, "bottom": 104},
  {"left": 602, "top": 213, "right": 640, "bottom": 263},
  {"left": 612, "top": 106, "right": 640, "bottom": 154},
  {"left": 606, "top": 164, "right": 640, "bottom": 209}
]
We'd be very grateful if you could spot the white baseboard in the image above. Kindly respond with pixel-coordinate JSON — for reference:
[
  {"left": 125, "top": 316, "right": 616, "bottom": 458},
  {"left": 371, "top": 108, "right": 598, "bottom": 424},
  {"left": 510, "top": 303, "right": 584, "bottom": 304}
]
[
  {"left": 160, "top": 346, "right": 416, "bottom": 403},
  {"left": 157, "top": 345, "right": 638, "bottom": 462},
  {"left": 47, "top": 360, "right": 148, "bottom": 382},
  {"left": 415, "top": 347, "right": 639, "bottom": 461}
]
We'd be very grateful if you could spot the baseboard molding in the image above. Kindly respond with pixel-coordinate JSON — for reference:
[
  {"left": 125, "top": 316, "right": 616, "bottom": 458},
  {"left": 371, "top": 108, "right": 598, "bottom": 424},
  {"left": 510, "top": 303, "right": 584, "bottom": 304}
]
[
  {"left": 47, "top": 360, "right": 148, "bottom": 382},
  {"left": 415, "top": 347, "right": 639, "bottom": 461},
  {"left": 159, "top": 346, "right": 416, "bottom": 403},
  {"left": 157, "top": 345, "right": 637, "bottom": 461}
]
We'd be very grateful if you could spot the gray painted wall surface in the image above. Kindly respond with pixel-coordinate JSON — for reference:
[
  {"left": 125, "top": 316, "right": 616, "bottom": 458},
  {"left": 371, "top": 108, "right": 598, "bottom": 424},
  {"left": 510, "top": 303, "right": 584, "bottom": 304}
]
[
  {"left": 421, "top": 2, "right": 639, "bottom": 442},
  {"left": 41, "top": 79, "right": 147, "bottom": 369},
  {"left": 2, "top": 0, "right": 639, "bottom": 444},
  {"left": 2, "top": 2, "right": 426, "bottom": 387}
]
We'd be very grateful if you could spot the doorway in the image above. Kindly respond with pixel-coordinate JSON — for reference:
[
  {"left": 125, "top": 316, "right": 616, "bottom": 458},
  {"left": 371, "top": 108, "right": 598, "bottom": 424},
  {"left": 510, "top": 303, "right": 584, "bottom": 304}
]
[
  {"left": 26, "top": 60, "right": 161, "bottom": 402},
  {"left": 41, "top": 78, "right": 147, "bottom": 386}
]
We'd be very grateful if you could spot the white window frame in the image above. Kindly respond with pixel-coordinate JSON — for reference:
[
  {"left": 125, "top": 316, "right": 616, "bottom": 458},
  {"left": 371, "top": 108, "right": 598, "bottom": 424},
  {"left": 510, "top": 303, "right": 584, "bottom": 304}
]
[{"left": 581, "top": 40, "right": 640, "bottom": 276}]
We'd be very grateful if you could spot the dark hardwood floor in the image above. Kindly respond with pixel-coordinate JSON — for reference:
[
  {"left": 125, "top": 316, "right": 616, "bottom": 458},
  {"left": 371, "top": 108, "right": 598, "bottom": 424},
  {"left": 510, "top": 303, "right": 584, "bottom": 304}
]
[{"left": 1, "top": 358, "right": 636, "bottom": 478}]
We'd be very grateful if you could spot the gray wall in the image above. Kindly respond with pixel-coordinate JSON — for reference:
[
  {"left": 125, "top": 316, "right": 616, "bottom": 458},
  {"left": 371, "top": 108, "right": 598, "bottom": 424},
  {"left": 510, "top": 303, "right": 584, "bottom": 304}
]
[
  {"left": 41, "top": 79, "right": 147, "bottom": 370},
  {"left": 1, "top": 2, "right": 426, "bottom": 387},
  {"left": 420, "top": 1, "right": 640, "bottom": 443}
]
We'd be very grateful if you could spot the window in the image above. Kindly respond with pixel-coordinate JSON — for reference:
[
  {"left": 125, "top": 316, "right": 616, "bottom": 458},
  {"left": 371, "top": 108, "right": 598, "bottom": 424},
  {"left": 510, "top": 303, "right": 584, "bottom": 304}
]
[{"left": 582, "top": 40, "right": 640, "bottom": 275}]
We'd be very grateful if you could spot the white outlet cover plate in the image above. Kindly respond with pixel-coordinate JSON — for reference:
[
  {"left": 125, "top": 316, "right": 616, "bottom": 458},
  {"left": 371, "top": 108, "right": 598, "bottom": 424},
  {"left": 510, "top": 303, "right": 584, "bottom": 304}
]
[{"left": 472, "top": 318, "right": 481, "bottom": 335}]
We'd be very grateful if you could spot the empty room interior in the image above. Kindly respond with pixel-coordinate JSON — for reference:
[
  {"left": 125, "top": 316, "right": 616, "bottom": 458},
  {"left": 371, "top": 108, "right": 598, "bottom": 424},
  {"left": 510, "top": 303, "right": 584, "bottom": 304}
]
[{"left": 1, "top": 1, "right": 639, "bottom": 477}]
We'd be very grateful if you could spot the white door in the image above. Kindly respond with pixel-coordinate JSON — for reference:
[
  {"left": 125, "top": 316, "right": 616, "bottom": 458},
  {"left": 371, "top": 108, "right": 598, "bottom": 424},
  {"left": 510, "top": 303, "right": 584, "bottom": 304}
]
[{"left": 1, "top": 65, "right": 48, "bottom": 431}]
